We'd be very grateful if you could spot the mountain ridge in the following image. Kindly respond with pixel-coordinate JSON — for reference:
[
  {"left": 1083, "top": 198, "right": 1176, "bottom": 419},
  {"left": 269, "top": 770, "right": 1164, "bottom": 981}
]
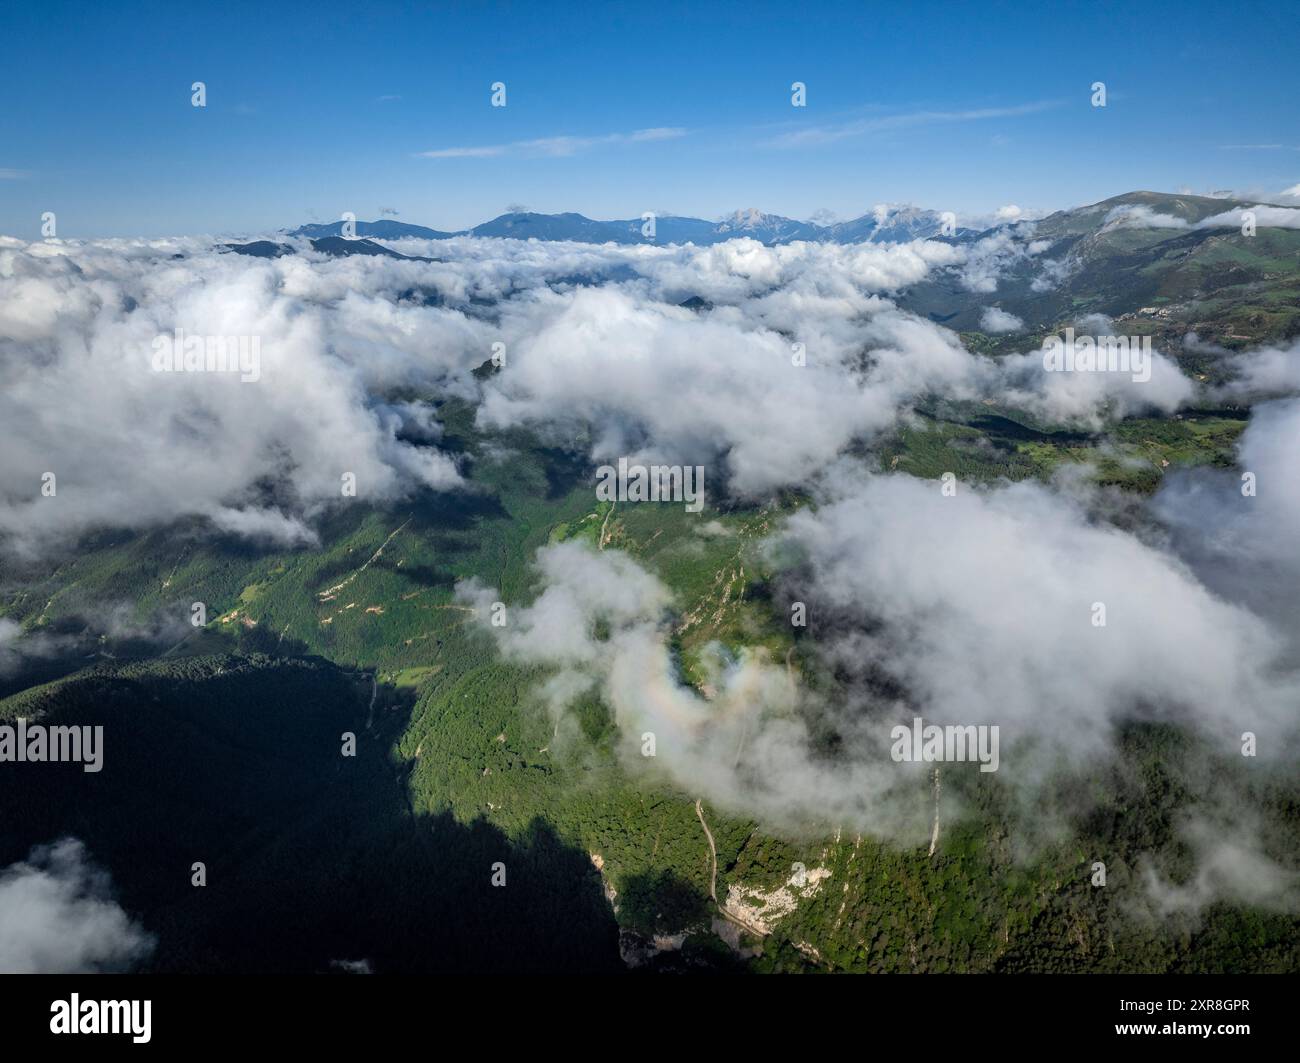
[{"left": 285, "top": 191, "right": 1294, "bottom": 249}]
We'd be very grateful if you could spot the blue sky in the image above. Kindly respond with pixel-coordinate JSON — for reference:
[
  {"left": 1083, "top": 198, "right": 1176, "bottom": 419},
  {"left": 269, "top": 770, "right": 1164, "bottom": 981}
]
[{"left": 1, "top": 0, "right": 1297, "bottom": 237}]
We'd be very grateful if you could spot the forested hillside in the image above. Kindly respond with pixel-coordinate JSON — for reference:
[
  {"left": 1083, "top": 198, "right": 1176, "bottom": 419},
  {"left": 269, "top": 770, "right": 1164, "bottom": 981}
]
[{"left": 3, "top": 388, "right": 1296, "bottom": 972}]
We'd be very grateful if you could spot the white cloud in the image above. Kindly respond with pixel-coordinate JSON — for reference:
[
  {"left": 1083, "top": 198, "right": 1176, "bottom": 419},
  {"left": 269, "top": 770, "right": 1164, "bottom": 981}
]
[
  {"left": 1139, "top": 813, "right": 1299, "bottom": 916},
  {"left": 1198, "top": 204, "right": 1300, "bottom": 229},
  {"left": 979, "top": 306, "right": 1023, "bottom": 333},
  {"left": 989, "top": 339, "right": 1194, "bottom": 424},
  {"left": 1105, "top": 202, "right": 1300, "bottom": 231},
  {"left": 0, "top": 237, "right": 476, "bottom": 556},
  {"left": 1153, "top": 398, "right": 1300, "bottom": 639},
  {"left": 0, "top": 838, "right": 154, "bottom": 973},
  {"left": 0, "top": 232, "right": 1207, "bottom": 556},
  {"left": 1103, "top": 204, "right": 1189, "bottom": 230},
  {"left": 418, "top": 127, "right": 686, "bottom": 160},
  {"left": 766, "top": 101, "right": 1060, "bottom": 149},
  {"left": 780, "top": 469, "right": 1297, "bottom": 758},
  {"left": 455, "top": 465, "right": 1300, "bottom": 861},
  {"left": 456, "top": 542, "right": 926, "bottom": 837},
  {"left": 956, "top": 226, "right": 1047, "bottom": 292},
  {"left": 1213, "top": 334, "right": 1300, "bottom": 400}
]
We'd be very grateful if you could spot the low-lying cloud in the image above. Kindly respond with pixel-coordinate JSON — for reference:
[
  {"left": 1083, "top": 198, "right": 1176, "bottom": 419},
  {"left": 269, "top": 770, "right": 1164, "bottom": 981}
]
[
  {"left": 0, "top": 838, "right": 154, "bottom": 973},
  {"left": 3, "top": 230, "right": 1196, "bottom": 556}
]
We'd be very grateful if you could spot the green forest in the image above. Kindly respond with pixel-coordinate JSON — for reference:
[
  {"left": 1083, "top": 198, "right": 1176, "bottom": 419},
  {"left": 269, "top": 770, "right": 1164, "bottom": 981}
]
[{"left": 2, "top": 395, "right": 1296, "bottom": 973}]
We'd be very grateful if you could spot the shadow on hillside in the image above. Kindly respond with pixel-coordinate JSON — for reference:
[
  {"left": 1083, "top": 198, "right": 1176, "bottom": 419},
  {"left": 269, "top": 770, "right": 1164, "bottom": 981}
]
[
  {"left": 536, "top": 446, "right": 591, "bottom": 500},
  {"left": 617, "top": 868, "right": 712, "bottom": 938},
  {"left": 405, "top": 488, "right": 510, "bottom": 533},
  {"left": 964, "top": 413, "right": 1094, "bottom": 444},
  {"left": 0, "top": 654, "right": 622, "bottom": 974}
]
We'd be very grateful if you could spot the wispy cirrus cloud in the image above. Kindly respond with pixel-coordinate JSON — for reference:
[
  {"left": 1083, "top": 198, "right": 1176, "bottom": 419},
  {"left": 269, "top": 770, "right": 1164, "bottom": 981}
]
[
  {"left": 0, "top": 168, "right": 29, "bottom": 179},
  {"left": 765, "top": 100, "right": 1061, "bottom": 149},
  {"left": 1217, "top": 143, "right": 1300, "bottom": 151},
  {"left": 416, "top": 126, "right": 686, "bottom": 160}
]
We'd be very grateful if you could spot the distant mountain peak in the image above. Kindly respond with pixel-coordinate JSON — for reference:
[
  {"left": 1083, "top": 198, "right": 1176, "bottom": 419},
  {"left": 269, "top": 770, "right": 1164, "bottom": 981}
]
[
  {"left": 288, "top": 219, "right": 457, "bottom": 241},
  {"left": 722, "top": 207, "right": 770, "bottom": 227},
  {"left": 278, "top": 191, "right": 1290, "bottom": 252}
]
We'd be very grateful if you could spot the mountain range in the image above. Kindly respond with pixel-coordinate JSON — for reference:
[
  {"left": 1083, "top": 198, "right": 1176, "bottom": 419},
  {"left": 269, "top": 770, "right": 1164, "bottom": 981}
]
[
  {"left": 288, "top": 205, "right": 983, "bottom": 246},
  {"left": 898, "top": 190, "right": 1300, "bottom": 340},
  {"left": 254, "top": 192, "right": 1300, "bottom": 346},
  {"left": 7, "top": 188, "right": 1300, "bottom": 978}
]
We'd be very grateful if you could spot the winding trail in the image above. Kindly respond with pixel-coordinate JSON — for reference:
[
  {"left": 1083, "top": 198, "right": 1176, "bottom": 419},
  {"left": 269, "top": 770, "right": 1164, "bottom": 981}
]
[
  {"left": 695, "top": 798, "right": 768, "bottom": 939},
  {"left": 928, "top": 767, "right": 941, "bottom": 857},
  {"left": 319, "top": 516, "right": 411, "bottom": 600},
  {"left": 598, "top": 502, "right": 616, "bottom": 550},
  {"left": 695, "top": 799, "right": 718, "bottom": 902}
]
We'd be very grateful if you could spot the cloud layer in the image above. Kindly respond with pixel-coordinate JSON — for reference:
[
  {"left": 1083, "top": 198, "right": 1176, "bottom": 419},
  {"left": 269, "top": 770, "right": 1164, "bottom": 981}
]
[
  {"left": 3, "top": 226, "right": 1298, "bottom": 915},
  {"left": 4, "top": 229, "right": 1196, "bottom": 555}
]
